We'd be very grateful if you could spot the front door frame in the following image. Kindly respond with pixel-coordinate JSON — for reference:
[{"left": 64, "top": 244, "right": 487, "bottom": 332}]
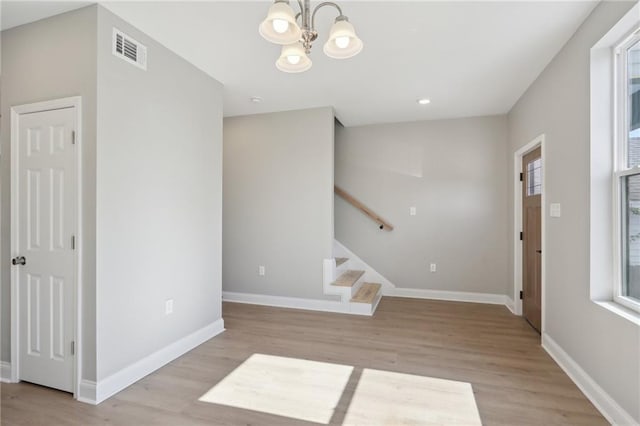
[
  {"left": 513, "top": 134, "right": 546, "bottom": 335},
  {"left": 10, "top": 96, "right": 83, "bottom": 398}
]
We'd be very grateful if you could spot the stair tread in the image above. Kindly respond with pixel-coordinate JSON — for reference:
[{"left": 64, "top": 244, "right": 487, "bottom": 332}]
[
  {"left": 351, "top": 283, "right": 382, "bottom": 304},
  {"left": 335, "top": 257, "right": 349, "bottom": 267},
  {"left": 332, "top": 270, "right": 365, "bottom": 287}
]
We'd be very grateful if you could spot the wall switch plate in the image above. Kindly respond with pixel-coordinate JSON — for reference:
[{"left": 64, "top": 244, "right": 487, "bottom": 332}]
[
  {"left": 550, "top": 203, "right": 561, "bottom": 217},
  {"left": 165, "top": 299, "right": 173, "bottom": 315},
  {"left": 259, "top": 265, "right": 265, "bottom": 276},
  {"left": 430, "top": 263, "right": 437, "bottom": 272},
  {"left": 410, "top": 207, "right": 417, "bottom": 216}
]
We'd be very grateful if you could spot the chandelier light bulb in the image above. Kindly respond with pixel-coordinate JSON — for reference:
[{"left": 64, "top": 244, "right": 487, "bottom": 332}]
[
  {"left": 335, "top": 36, "right": 350, "bottom": 49},
  {"left": 287, "top": 55, "right": 301, "bottom": 65},
  {"left": 323, "top": 16, "right": 363, "bottom": 59},
  {"left": 272, "top": 19, "right": 289, "bottom": 34},
  {"left": 258, "top": 1, "right": 302, "bottom": 45},
  {"left": 276, "top": 42, "right": 312, "bottom": 73}
]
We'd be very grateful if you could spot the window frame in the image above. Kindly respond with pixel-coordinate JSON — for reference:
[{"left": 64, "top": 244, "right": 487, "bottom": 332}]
[{"left": 613, "top": 28, "right": 640, "bottom": 313}]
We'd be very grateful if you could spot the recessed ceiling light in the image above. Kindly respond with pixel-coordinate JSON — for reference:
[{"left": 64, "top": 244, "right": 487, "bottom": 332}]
[
  {"left": 250, "top": 96, "right": 263, "bottom": 103},
  {"left": 417, "top": 98, "right": 431, "bottom": 105}
]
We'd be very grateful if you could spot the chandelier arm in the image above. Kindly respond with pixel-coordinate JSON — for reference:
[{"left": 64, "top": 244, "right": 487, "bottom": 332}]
[
  {"left": 296, "top": 0, "right": 304, "bottom": 16},
  {"left": 311, "top": 2, "right": 343, "bottom": 31}
]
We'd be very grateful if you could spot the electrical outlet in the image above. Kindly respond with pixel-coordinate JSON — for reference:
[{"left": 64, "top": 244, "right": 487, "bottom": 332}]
[
  {"left": 410, "top": 206, "right": 417, "bottom": 216},
  {"left": 259, "top": 265, "right": 265, "bottom": 276},
  {"left": 165, "top": 299, "right": 173, "bottom": 315},
  {"left": 430, "top": 263, "right": 437, "bottom": 273}
]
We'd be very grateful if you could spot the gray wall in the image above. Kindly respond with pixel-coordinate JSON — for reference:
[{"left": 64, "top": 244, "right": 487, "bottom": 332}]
[
  {"left": 335, "top": 116, "right": 508, "bottom": 295},
  {"left": 95, "top": 6, "right": 223, "bottom": 380},
  {"left": 1, "top": 4, "right": 224, "bottom": 384},
  {"left": 507, "top": 1, "right": 639, "bottom": 421},
  {"left": 223, "top": 108, "right": 334, "bottom": 299},
  {"left": 0, "top": 6, "right": 98, "bottom": 380}
]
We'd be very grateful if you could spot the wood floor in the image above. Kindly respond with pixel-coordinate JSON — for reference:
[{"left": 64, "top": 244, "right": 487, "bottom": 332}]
[{"left": 1, "top": 297, "right": 606, "bottom": 425}]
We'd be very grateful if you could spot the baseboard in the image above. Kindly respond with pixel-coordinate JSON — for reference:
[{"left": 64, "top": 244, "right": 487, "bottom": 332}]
[
  {"left": 390, "top": 287, "right": 508, "bottom": 305},
  {"left": 223, "top": 291, "right": 347, "bottom": 314},
  {"left": 542, "top": 333, "right": 638, "bottom": 426},
  {"left": 0, "top": 361, "right": 12, "bottom": 383},
  {"left": 85, "top": 319, "right": 225, "bottom": 405},
  {"left": 505, "top": 296, "right": 517, "bottom": 314},
  {"left": 77, "top": 380, "right": 97, "bottom": 404}
]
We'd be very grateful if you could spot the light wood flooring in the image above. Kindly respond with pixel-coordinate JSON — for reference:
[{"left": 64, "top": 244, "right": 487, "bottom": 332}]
[
  {"left": 1, "top": 297, "right": 606, "bottom": 425},
  {"left": 350, "top": 283, "right": 381, "bottom": 304}
]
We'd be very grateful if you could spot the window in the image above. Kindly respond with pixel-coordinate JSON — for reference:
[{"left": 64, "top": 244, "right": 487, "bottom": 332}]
[
  {"left": 526, "top": 158, "right": 542, "bottom": 196},
  {"left": 614, "top": 28, "right": 640, "bottom": 312}
]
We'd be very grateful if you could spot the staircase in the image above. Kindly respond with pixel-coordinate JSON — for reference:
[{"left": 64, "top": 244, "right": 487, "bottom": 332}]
[{"left": 323, "top": 256, "right": 383, "bottom": 316}]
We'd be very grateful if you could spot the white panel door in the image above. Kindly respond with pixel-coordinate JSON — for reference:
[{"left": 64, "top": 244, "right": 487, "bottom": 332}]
[{"left": 14, "top": 107, "right": 76, "bottom": 392}]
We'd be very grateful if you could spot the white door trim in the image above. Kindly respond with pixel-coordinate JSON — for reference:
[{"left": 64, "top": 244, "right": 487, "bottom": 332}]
[
  {"left": 513, "top": 134, "right": 546, "bottom": 334},
  {"left": 10, "top": 96, "right": 83, "bottom": 398}
]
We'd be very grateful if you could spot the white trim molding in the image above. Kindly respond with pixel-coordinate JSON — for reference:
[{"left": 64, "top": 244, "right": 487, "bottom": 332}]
[
  {"left": 77, "top": 380, "right": 97, "bottom": 405},
  {"left": 505, "top": 296, "right": 516, "bottom": 315},
  {"left": 223, "top": 289, "right": 512, "bottom": 314},
  {"left": 80, "top": 319, "right": 225, "bottom": 405},
  {"left": 390, "top": 288, "right": 508, "bottom": 305},
  {"left": 223, "top": 291, "right": 347, "bottom": 314},
  {"left": 590, "top": 2, "right": 640, "bottom": 316},
  {"left": 542, "top": 333, "right": 638, "bottom": 426},
  {"left": 1, "top": 361, "right": 13, "bottom": 383}
]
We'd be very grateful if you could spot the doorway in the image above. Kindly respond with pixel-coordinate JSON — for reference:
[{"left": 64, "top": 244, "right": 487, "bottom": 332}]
[
  {"left": 10, "top": 97, "right": 81, "bottom": 395},
  {"left": 522, "top": 147, "right": 542, "bottom": 332},
  {"left": 513, "top": 135, "right": 545, "bottom": 335}
]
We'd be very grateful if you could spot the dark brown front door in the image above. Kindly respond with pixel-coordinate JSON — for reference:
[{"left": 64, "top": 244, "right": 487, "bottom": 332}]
[{"left": 522, "top": 147, "right": 542, "bottom": 333}]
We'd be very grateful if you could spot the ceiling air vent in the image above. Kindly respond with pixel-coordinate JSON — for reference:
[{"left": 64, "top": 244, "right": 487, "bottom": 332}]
[{"left": 112, "top": 28, "right": 147, "bottom": 70}]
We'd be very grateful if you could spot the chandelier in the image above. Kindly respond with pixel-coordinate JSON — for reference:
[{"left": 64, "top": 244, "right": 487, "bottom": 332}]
[{"left": 259, "top": 0, "right": 363, "bottom": 73}]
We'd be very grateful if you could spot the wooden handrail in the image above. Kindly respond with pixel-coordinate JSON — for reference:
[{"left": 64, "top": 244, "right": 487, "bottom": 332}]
[{"left": 334, "top": 186, "right": 394, "bottom": 231}]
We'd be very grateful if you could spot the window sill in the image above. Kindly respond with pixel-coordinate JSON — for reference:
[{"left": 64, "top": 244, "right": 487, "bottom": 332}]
[{"left": 594, "top": 300, "right": 640, "bottom": 326}]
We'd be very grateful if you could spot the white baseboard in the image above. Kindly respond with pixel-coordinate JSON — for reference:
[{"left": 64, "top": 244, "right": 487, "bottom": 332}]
[
  {"left": 83, "top": 319, "right": 225, "bottom": 405},
  {"left": 505, "top": 296, "right": 517, "bottom": 314},
  {"left": 0, "top": 361, "right": 12, "bottom": 383},
  {"left": 77, "top": 380, "right": 97, "bottom": 404},
  {"left": 390, "top": 287, "right": 508, "bottom": 305},
  {"left": 542, "top": 333, "right": 638, "bottom": 426},
  {"left": 223, "top": 291, "right": 347, "bottom": 314},
  {"left": 333, "top": 240, "right": 514, "bottom": 312}
]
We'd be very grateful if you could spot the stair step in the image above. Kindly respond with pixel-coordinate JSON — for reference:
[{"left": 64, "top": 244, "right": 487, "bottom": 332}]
[
  {"left": 351, "top": 283, "right": 382, "bottom": 304},
  {"left": 335, "top": 257, "right": 348, "bottom": 267},
  {"left": 332, "top": 270, "right": 365, "bottom": 287}
]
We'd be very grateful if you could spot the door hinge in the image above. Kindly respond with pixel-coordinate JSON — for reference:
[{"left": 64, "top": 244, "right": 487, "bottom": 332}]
[
  {"left": 71, "top": 341, "right": 75, "bottom": 355},
  {"left": 520, "top": 232, "right": 523, "bottom": 241},
  {"left": 519, "top": 290, "right": 523, "bottom": 300},
  {"left": 519, "top": 172, "right": 523, "bottom": 182},
  {"left": 71, "top": 130, "right": 76, "bottom": 145},
  {"left": 71, "top": 235, "right": 75, "bottom": 250}
]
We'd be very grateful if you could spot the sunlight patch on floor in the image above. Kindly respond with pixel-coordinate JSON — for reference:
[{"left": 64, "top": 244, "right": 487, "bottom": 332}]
[
  {"left": 343, "top": 368, "right": 482, "bottom": 426},
  {"left": 198, "top": 353, "right": 353, "bottom": 424}
]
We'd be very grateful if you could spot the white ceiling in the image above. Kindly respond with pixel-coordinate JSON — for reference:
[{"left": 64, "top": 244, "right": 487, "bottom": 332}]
[
  {"left": 1, "top": 1, "right": 91, "bottom": 31},
  {"left": 2, "top": 1, "right": 599, "bottom": 126}
]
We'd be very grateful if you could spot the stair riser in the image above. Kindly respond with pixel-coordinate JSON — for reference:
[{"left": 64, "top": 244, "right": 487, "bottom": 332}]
[
  {"left": 336, "top": 260, "right": 350, "bottom": 272},
  {"left": 348, "top": 294, "right": 382, "bottom": 316}
]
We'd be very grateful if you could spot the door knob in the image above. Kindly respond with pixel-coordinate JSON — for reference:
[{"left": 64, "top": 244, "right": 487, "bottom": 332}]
[
  {"left": 536, "top": 250, "right": 542, "bottom": 254},
  {"left": 11, "top": 256, "right": 26, "bottom": 265}
]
